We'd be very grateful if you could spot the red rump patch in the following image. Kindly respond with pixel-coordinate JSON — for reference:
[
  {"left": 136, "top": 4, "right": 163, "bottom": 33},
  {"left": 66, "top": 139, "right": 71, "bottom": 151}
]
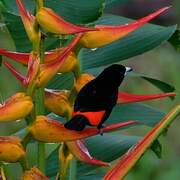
[{"left": 73, "top": 110, "right": 106, "bottom": 126}]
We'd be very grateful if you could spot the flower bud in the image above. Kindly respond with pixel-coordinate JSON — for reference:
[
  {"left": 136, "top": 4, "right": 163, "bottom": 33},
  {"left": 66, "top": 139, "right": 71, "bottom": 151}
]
[
  {"left": 45, "top": 90, "right": 72, "bottom": 118},
  {"left": 21, "top": 167, "right": 48, "bottom": 180},
  {"left": 0, "top": 93, "right": 33, "bottom": 122},
  {"left": 0, "top": 136, "right": 25, "bottom": 163},
  {"left": 74, "top": 73, "right": 95, "bottom": 92},
  {"left": 36, "top": 7, "right": 96, "bottom": 35}
]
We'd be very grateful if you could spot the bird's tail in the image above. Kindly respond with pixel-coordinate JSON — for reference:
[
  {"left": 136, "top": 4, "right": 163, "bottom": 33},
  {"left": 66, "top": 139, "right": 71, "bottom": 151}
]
[{"left": 64, "top": 115, "right": 89, "bottom": 131}]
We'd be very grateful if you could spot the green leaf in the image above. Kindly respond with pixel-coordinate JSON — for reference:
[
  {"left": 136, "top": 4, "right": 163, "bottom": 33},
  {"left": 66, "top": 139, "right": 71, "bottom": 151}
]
[
  {"left": 105, "top": 0, "right": 129, "bottom": 8},
  {"left": 46, "top": 145, "right": 59, "bottom": 178},
  {"left": 46, "top": 72, "right": 74, "bottom": 90},
  {"left": 109, "top": 103, "right": 165, "bottom": 127},
  {"left": 168, "top": 30, "right": 180, "bottom": 51},
  {"left": 0, "top": 0, "right": 34, "bottom": 14},
  {"left": 1, "top": 0, "right": 105, "bottom": 24},
  {"left": 141, "top": 76, "right": 175, "bottom": 93},
  {"left": 2, "top": 12, "right": 31, "bottom": 52},
  {"left": 150, "top": 139, "right": 162, "bottom": 159},
  {"left": 128, "top": 72, "right": 175, "bottom": 94},
  {"left": 45, "top": 0, "right": 105, "bottom": 24},
  {"left": 79, "top": 14, "right": 176, "bottom": 69}
]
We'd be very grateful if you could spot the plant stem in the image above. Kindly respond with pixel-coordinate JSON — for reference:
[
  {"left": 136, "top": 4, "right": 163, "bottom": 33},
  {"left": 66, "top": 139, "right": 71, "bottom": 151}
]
[
  {"left": 21, "top": 132, "right": 32, "bottom": 148},
  {"left": 69, "top": 157, "right": 77, "bottom": 180},
  {"left": 19, "top": 157, "right": 29, "bottom": 171},
  {"left": 38, "top": 141, "right": 46, "bottom": 172},
  {"left": 34, "top": 0, "right": 46, "bottom": 172}
]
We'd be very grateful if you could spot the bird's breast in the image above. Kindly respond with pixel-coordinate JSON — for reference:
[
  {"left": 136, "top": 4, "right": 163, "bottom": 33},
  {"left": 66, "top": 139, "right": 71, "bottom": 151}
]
[{"left": 73, "top": 110, "right": 106, "bottom": 126}]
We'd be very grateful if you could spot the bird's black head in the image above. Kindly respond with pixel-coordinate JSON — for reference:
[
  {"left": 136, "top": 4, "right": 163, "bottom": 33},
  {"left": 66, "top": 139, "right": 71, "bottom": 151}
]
[{"left": 96, "top": 64, "right": 132, "bottom": 88}]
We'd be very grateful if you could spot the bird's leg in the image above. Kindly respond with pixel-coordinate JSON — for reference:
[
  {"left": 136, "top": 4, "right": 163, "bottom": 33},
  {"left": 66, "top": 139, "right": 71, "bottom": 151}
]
[{"left": 97, "top": 124, "right": 105, "bottom": 136}]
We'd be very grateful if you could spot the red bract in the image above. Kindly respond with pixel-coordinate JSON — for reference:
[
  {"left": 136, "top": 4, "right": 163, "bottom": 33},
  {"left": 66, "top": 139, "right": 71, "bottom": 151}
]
[
  {"left": 0, "top": 47, "right": 76, "bottom": 65},
  {"left": 66, "top": 140, "right": 110, "bottom": 166},
  {"left": 117, "top": 91, "right": 176, "bottom": 104}
]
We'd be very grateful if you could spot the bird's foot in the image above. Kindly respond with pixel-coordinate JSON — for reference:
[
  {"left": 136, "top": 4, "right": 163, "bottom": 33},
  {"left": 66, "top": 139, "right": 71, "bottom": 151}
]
[{"left": 98, "top": 124, "right": 105, "bottom": 136}]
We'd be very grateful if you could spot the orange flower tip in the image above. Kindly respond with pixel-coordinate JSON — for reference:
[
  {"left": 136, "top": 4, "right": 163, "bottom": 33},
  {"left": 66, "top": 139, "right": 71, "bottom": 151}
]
[
  {"left": 0, "top": 93, "right": 33, "bottom": 122},
  {"left": 80, "top": 6, "right": 171, "bottom": 48},
  {"left": 0, "top": 136, "right": 25, "bottom": 163},
  {"left": 22, "top": 167, "right": 48, "bottom": 180},
  {"left": 36, "top": 7, "right": 97, "bottom": 35},
  {"left": 75, "top": 73, "right": 95, "bottom": 92}
]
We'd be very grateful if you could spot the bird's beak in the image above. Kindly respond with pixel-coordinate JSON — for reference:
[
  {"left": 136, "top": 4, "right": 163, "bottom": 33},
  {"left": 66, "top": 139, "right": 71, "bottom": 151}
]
[{"left": 125, "top": 66, "right": 133, "bottom": 75}]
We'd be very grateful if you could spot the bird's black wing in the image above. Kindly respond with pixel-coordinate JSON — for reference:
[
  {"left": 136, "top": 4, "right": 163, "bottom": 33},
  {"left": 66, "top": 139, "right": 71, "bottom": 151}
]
[{"left": 74, "top": 79, "right": 118, "bottom": 112}]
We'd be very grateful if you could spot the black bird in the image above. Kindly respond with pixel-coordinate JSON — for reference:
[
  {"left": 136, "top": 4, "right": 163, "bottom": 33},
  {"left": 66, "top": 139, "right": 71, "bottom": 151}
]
[{"left": 64, "top": 64, "right": 132, "bottom": 132}]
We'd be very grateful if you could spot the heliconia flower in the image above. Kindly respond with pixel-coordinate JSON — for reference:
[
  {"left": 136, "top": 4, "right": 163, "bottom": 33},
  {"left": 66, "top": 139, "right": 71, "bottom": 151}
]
[
  {"left": 37, "top": 34, "right": 82, "bottom": 87},
  {"left": 28, "top": 116, "right": 137, "bottom": 142},
  {"left": 117, "top": 91, "right": 176, "bottom": 104},
  {"left": 0, "top": 47, "right": 77, "bottom": 73},
  {"left": 79, "top": 6, "right": 171, "bottom": 48},
  {"left": 45, "top": 89, "right": 72, "bottom": 118},
  {"left": 36, "top": 7, "right": 97, "bottom": 35},
  {"left": 3, "top": 35, "right": 82, "bottom": 88},
  {"left": 21, "top": 167, "right": 49, "bottom": 180},
  {"left": 0, "top": 136, "right": 25, "bottom": 163},
  {"left": 66, "top": 140, "right": 110, "bottom": 166},
  {"left": 0, "top": 93, "right": 33, "bottom": 122},
  {"left": 16, "top": 0, "right": 40, "bottom": 42},
  {"left": 103, "top": 105, "right": 180, "bottom": 180},
  {"left": 74, "top": 73, "right": 95, "bottom": 92}
]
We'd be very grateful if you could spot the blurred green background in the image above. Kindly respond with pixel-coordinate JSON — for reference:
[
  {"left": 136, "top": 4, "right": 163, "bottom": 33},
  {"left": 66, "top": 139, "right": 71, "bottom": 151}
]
[{"left": 0, "top": 0, "right": 179, "bottom": 179}]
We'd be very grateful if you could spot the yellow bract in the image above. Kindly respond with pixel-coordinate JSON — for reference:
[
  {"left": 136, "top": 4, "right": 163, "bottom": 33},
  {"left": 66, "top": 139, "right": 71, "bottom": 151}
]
[
  {"left": 45, "top": 90, "right": 72, "bottom": 118},
  {"left": 22, "top": 167, "right": 49, "bottom": 180},
  {"left": 0, "top": 93, "right": 33, "bottom": 122},
  {"left": 74, "top": 73, "right": 95, "bottom": 92},
  {"left": 0, "top": 136, "right": 25, "bottom": 163}
]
